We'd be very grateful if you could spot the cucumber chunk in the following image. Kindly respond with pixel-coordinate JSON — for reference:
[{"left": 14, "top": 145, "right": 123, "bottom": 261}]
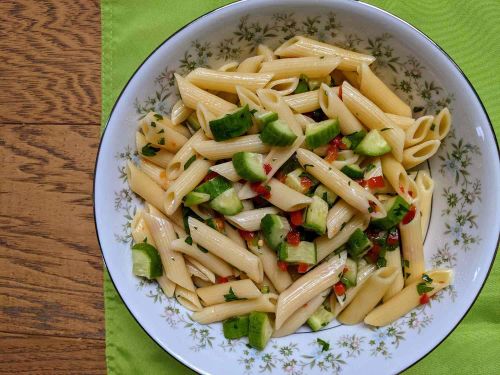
[
  {"left": 342, "top": 130, "right": 366, "bottom": 150},
  {"left": 194, "top": 176, "right": 232, "bottom": 200},
  {"left": 253, "top": 110, "right": 278, "bottom": 127},
  {"left": 209, "top": 188, "right": 243, "bottom": 215},
  {"left": 184, "top": 191, "right": 210, "bottom": 207},
  {"left": 232, "top": 152, "right": 266, "bottom": 182},
  {"left": 278, "top": 241, "right": 317, "bottom": 265},
  {"left": 371, "top": 196, "right": 410, "bottom": 230},
  {"left": 293, "top": 75, "right": 309, "bottom": 94},
  {"left": 248, "top": 312, "right": 273, "bottom": 350},
  {"left": 305, "top": 119, "right": 340, "bottom": 149},
  {"left": 342, "top": 258, "right": 358, "bottom": 287},
  {"left": 307, "top": 305, "right": 335, "bottom": 331},
  {"left": 346, "top": 228, "right": 373, "bottom": 259},
  {"left": 340, "top": 164, "right": 364, "bottom": 180},
  {"left": 209, "top": 105, "right": 253, "bottom": 141},
  {"left": 261, "top": 214, "right": 290, "bottom": 250},
  {"left": 223, "top": 315, "right": 249, "bottom": 339},
  {"left": 132, "top": 242, "right": 163, "bottom": 279},
  {"left": 186, "top": 112, "right": 201, "bottom": 130},
  {"left": 314, "top": 184, "right": 337, "bottom": 207},
  {"left": 303, "top": 196, "right": 328, "bottom": 235},
  {"left": 354, "top": 129, "right": 391, "bottom": 156},
  {"left": 260, "top": 119, "right": 298, "bottom": 147}
]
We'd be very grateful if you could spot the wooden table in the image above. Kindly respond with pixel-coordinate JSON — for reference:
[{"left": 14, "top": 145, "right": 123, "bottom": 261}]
[{"left": 0, "top": 0, "right": 105, "bottom": 373}]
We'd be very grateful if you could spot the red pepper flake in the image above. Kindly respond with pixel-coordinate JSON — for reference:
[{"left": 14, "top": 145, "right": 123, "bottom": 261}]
[
  {"left": 264, "top": 163, "right": 272, "bottom": 175},
  {"left": 214, "top": 217, "right": 225, "bottom": 232},
  {"left": 250, "top": 182, "right": 271, "bottom": 199},
  {"left": 366, "top": 176, "right": 385, "bottom": 189},
  {"left": 289, "top": 210, "right": 304, "bottom": 227},
  {"left": 368, "top": 200, "right": 378, "bottom": 213},
  {"left": 325, "top": 144, "right": 338, "bottom": 163},
  {"left": 300, "top": 175, "right": 313, "bottom": 191},
  {"left": 409, "top": 190, "right": 415, "bottom": 198},
  {"left": 338, "top": 85, "right": 343, "bottom": 100},
  {"left": 399, "top": 184, "right": 405, "bottom": 194},
  {"left": 238, "top": 229, "right": 255, "bottom": 242},
  {"left": 297, "top": 263, "right": 309, "bottom": 274},
  {"left": 334, "top": 281, "right": 346, "bottom": 296},
  {"left": 419, "top": 293, "right": 430, "bottom": 304},
  {"left": 356, "top": 179, "right": 367, "bottom": 188},
  {"left": 387, "top": 230, "right": 400, "bottom": 246},
  {"left": 277, "top": 260, "right": 288, "bottom": 272},
  {"left": 366, "top": 244, "right": 381, "bottom": 263},
  {"left": 402, "top": 205, "right": 416, "bottom": 225},
  {"left": 202, "top": 171, "right": 219, "bottom": 183},
  {"left": 343, "top": 267, "right": 349, "bottom": 273},
  {"left": 216, "top": 276, "right": 229, "bottom": 284},
  {"left": 276, "top": 171, "right": 286, "bottom": 183},
  {"left": 286, "top": 230, "right": 301, "bottom": 246}
]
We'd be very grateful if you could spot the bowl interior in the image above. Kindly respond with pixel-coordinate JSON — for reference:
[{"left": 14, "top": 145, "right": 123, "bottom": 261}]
[{"left": 94, "top": 1, "right": 499, "bottom": 374}]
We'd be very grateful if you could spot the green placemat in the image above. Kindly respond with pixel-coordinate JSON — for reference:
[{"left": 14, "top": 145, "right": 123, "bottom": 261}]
[{"left": 101, "top": 1, "right": 500, "bottom": 374}]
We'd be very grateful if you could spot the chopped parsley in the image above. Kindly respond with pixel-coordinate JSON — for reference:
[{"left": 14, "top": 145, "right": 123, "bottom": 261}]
[
  {"left": 403, "top": 259, "right": 410, "bottom": 268},
  {"left": 416, "top": 282, "right": 434, "bottom": 295},
  {"left": 157, "top": 128, "right": 165, "bottom": 134},
  {"left": 364, "top": 163, "right": 376, "bottom": 173},
  {"left": 303, "top": 163, "right": 314, "bottom": 169},
  {"left": 317, "top": 338, "right": 330, "bottom": 352},
  {"left": 158, "top": 137, "right": 166, "bottom": 145},
  {"left": 154, "top": 113, "right": 163, "bottom": 121},
  {"left": 376, "top": 257, "right": 387, "bottom": 268},
  {"left": 141, "top": 143, "right": 160, "bottom": 156},
  {"left": 430, "top": 124, "right": 436, "bottom": 131},
  {"left": 422, "top": 273, "right": 433, "bottom": 283},
  {"left": 150, "top": 121, "right": 157, "bottom": 128},
  {"left": 198, "top": 245, "right": 208, "bottom": 253},
  {"left": 368, "top": 206, "right": 373, "bottom": 213},
  {"left": 185, "top": 236, "right": 193, "bottom": 245},
  {"left": 184, "top": 155, "right": 197, "bottom": 170},
  {"left": 380, "top": 127, "right": 391, "bottom": 132},
  {"left": 224, "top": 287, "right": 245, "bottom": 302}
]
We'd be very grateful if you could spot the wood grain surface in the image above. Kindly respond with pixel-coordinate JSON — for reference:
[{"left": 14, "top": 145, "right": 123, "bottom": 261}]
[{"left": 0, "top": 0, "right": 104, "bottom": 373}]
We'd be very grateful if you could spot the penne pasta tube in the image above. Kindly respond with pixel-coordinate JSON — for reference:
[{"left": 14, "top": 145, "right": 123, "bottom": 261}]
[
  {"left": 209, "top": 161, "right": 241, "bottom": 182},
  {"left": 257, "top": 44, "right": 276, "bottom": 62},
  {"left": 365, "top": 269, "right": 454, "bottom": 327},
  {"left": 275, "top": 251, "right": 347, "bottom": 329},
  {"left": 196, "top": 279, "right": 262, "bottom": 306},
  {"left": 326, "top": 199, "right": 356, "bottom": 238},
  {"left": 248, "top": 243, "right": 293, "bottom": 293},
  {"left": 297, "top": 149, "right": 386, "bottom": 218},
  {"left": 381, "top": 154, "right": 418, "bottom": 203},
  {"left": 342, "top": 71, "right": 360, "bottom": 88},
  {"left": 193, "top": 135, "right": 270, "bottom": 160},
  {"left": 186, "top": 256, "right": 216, "bottom": 284},
  {"left": 402, "top": 140, "right": 441, "bottom": 170},
  {"left": 175, "top": 285, "right": 203, "bottom": 312},
  {"left": 171, "top": 237, "right": 233, "bottom": 278},
  {"left": 319, "top": 83, "right": 364, "bottom": 134},
  {"left": 400, "top": 212, "right": 425, "bottom": 285},
  {"left": 191, "top": 294, "right": 277, "bottom": 324},
  {"left": 136, "top": 132, "right": 174, "bottom": 168},
  {"left": 342, "top": 81, "right": 405, "bottom": 161},
  {"left": 274, "top": 36, "right": 375, "bottom": 71},
  {"left": 140, "top": 111, "right": 191, "bottom": 138},
  {"left": 127, "top": 161, "right": 166, "bottom": 214},
  {"left": 166, "top": 129, "right": 207, "bottom": 180},
  {"left": 404, "top": 115, "right": 434, "bottom": 147},
  {"left": 265, "top": 178, "right": 313, "bottom": 212},
  {"left": 175, "top": 73, "right": 237, "bottom": 117},
  {"left": 164, "top": 159, "right": 212, "bottom": 215},
  {"left": 237, "top": 55, "right": 265, "bottom": 73},
  {"left": 186, "top": 68, "right": 274, "bottom": 93},
  {"left": 415, "top": 171, "right": 434, "bottom": 238},
  {"left": 260, "top": 56, "right": 340, "bottom": 80},
  {"left": 258, "top": 275, "right": 277, "bottom": 294},
  {"left": 225, "top": 207, "right": 281, "bottom": 231},
  {"left": 382, "top": 248, "right": 405, "bottom": 301},
  {"left": 337, "top": 267, "right": 398, "bottom": 324},
  {"left": 330, "top": 150, "right": 361, "bottom": 170},
  {"left": 235, "top": 85, "right": 264, "bottom": 112},
  {"left": 217, "top": 61, "right": 239, "bottom": 72},
  {"left": 157, "top": 275, "right": 176, "bottom": 298},
  {"left": 265, "top": 77, "right": 299, "bottom": 96},
  {"left": 224, "top": 222, "right": 247, "bottom": 249},
  {"left": 257, "top": 89, "right": 303, "bottom": 135},
  {"left": 316, "top": 213, "right": 370, "bottom": 262},
  {"left": 425, "top": 107, "right": 451, "bottom": 141},
  {"left": 196, "top": 102, "right": 216, "bottom": 139},
  {"left": 171, "top": 99, "right": 193, "bottom": 125},
  {"left": 385, "top": 113, "right": 415, "bottom": 130},
  {"left": 284, "top": 90, "right": 320, "bottom": 113},
  {"left": 358, "top": 63, "right": 412, "bottom": 117},
  {"left": 193, "top": 277, "right": 213, "bottom": 288},
  {"left": 141, "top": 114, "right": 189, "bottom": 153},
  {"left": 273, "top": 289, "right": 330, "bottom": 337},
  {"left": 139, "top": 159, "right": 169, "bottom": 189},
  {"left": 143, "top": 213, "right": 195, "bottom": 292},
  {"left": 189, "top": 218, "right": 263, "bottom": 283},
  {"left": 294, "top": 113, "right": 315, "bottom": 131}
]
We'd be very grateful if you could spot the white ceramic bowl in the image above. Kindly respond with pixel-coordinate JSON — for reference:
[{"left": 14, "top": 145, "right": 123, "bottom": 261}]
[{"left": 94, "top": 1, "right": 500, "bottom": 373}]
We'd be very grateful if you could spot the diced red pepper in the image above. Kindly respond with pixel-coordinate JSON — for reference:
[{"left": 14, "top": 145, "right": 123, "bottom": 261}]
[
  {"left": 366, "top": 244, "right": 381, "bottom": 263},
  {"left": 300, "top": 176, "right": 313, "bottom": 191},
  {"left": 334, "top": 281, "right": 346, "bottom": 295},
  {"left": 330, "top": 135, "right": 348, "bottom": 150},
  {"left": 286, "top": 230, "right": 301, "bottom": 246},
  {"left": 297, "top": 263, "right": 309, "bottom": 274},
  {"left": 366, "top": 176, "right": 385, "bottom": 189},
  {"left": 409, "top": 190, "right": 415, "bottom": 198},
  {"left": 277, "top": 261, "right": 288, "bottom": 272},
  {"left": 216, "top": 276, "right": 229, "bottom": 284},
  {"left": 420, "top": 293, "right": 430, "bottom": 304},
  {"left": 238, "top": 229, "right": 255, "bottom": 242},
  {"left": 276, "top": 171, "right": 286, "bottom": 183},
  {"left": 289, "top": 210, "right": 304, "bottom": 226},
  {"left": 202, "top": 171, "right": 219, "bottom": 183},
  {"left": 387, "top": 229, "right": 400, "bottom": 246},
  {"left": 213, "top": 217, "right": 225, "bottom": 232},
  {"left": 399, "top": 184, "right": 405, "bottom": 194},
  {"left": 264, "top": 163, "right": 272, "bottom": 175},
  {"left": 402, "top": 205, "right": 417, "bottom": 225},
  {"left": 338, "top": 85, "right": 343, "bottom": 100},
  {"left": 356, "top": 179, "right": 367, "bottom": 188},
  {"left": 250, "top": 182, "right": 271, "bottom": 199},
  {"left": 325, "top": 144, "right": 338, "bottom": 163},
  {"left": 368, "top": 200, "right": 378, "bottom": 213}
]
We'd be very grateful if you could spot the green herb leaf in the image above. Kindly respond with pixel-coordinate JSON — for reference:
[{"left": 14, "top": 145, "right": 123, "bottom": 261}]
[
  {"left": 185, "top": 236, "right": 193, "bottom": 245},
  {"left": 303, "top": 163, "right": 314, "bottom": 169},
  {"left": 184, "top": 155, "right": 197, "bottom": 170},
  {"left": 403, "top": 259, "right": 410, "bottom": 268},
  {"left": 376, "top": 257, "right": 387, "bottom": 268},
  {"left": 141, "top": 143, "right": 161, "bottom": 156},
  {"left": 154, "top": 113, "right": 163, "bottom": 121},
  {"left": 380, "top": 127, "right": 391, "bottom": 132},
  {"left": 198, "top": 245, "right": 208, "bottom": 253},
  {"left": 364, "top": 163, "right": 375, "bottom": 172},
  {"left": 150, "top": 121, "right": 157, "bottom": 128},
  {"left": 157, "top": 129, "right": 165, "bottom": 134},
  {"left": 224, "top": 287, "right": 245, "bottom": 302},
  {"left": 430, "top": 124, "right": 436, "bottom": 131},
  {"left": 416, "top": 282, "right": 434, "bottom": 295},
  {"left": 158, "top": 137, "right": 166, "bottom": 145},
  {"left": 317, "top": 338, "right": 330, "bottom": 352},
  {"left": 422, "top": 273, "right": 433, "bottom": 283}
]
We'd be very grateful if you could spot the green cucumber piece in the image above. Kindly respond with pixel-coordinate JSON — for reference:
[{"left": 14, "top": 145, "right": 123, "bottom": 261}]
[
  {"left": 342, "top": 130, "right": 366, "bottom": 150},
  {"left": 183, "top": 191, "right": 210, "bottom": 207},
  {"left": 194, "top": 176, "right": 232, "bottom": 200},
  {"left": 232, "top": 152, "right": 266, "bottom": 182},
  {"left": 209, "top": 105, "right": 253, "bottom": 141},
  {"left": 371, "top": 196, "right": 410, "bottom": 230},
  {"left": 314, "top": 185, "right": 337, "bottom": 207},
  {"left": 223, "top": 315, "right": 249, "bottom": 339},
  {"left": 186, "top": 112, "right": 201, "bottom": 130},
  {"left": 260, "top": 214, "right": 290, "bottom": 251},
  {"left": 253, "top": 110, "right": 278, "bottom": 127},
  {"left": 260, "top": 119, "right": 297, "bottom": 147},
  {"left": 346, "top": 229, "right": 373, "bottom": 259},
  {"left": 340, "top": 164, "right": 364, "bottom": 179},
  {"left": 307, "top": 305, "right": 335, "bottom": 331},
  {"left": 278, "top": 241, "right": 317, "bottom": 265},
  {"left": 342, "top": 258, "right": 358, "bottom": 287},
  {"left": 354, "top": 129, "right": 391, "bottom": 156},
  {"left": 209, "top": 188, "right": 243, "bottom": 215},
  {"left": 248, "top": 312, "right": 273, "bottom": 350},
  {"left": 305, "top": 119, "right": 340, "bottom": 149},
  {"left": 260, "top": 285, "right": 270, "bottom": 294},
  {"left": 293, "top": 75, "right": 309, "bottom": 94},
  {"left": 285, "top": 168, "right": 308, "bottom": 194},
  {"left": 132, "top": 242, "right": 163, "bottom": 279},
  {"left": 303, "top": 196, "right": 328, "bottom": 235}
]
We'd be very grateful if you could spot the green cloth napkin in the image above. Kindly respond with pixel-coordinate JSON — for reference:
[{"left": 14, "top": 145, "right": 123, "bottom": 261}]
[{"left": 101, "top": 1, "right": 500, "bottom": 373}]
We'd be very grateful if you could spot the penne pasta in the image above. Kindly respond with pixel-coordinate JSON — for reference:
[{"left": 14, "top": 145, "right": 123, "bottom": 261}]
[
  {"left": 319, "top": 83, "right": 364, "bottom": 134},
  {"left": 385, "top": 113, "right": 415, "bottom": 130},
  {"left": 400, "top": 212, "right": 425, "bottom": 285},
  {"left": 186, "top": 256, "right": 216, "bottom": 283},
  {"left": 402, "top": 140, "right": 441, "bottom": 170},
  {"left": 136, "top": 132, "right": 174, "bottom": 168},
  {"left": 175, "top": 286, "right": 203, "bottom": 312},
  {"left": 196, "top": 279, "right": 261, "bottom": 306},
  {"left": 257, "top": 44, "right": 276, "bottom": 62},
  {"left": 139, "top": 158, "right": 169, "bottom": 189},
  {"left": 415, "top": 171, "right": 434, "bottom": 238},
  {"left": 326, "top": 199, "right": 356, "bottom": 238},
  {"left": 127, "top": 161, "right": 166, "bottom": 214},
  {"left": 237, "top": 55, "right": 265, "bottom": 73},
  {"left": 382, "top": 248, "right": 405, "bottom": 301},
  {"left": 141, "top": 112, "right": 189, "bottom": 152},
  {"left": 171, "top": 99, "right": 193, "bottom": 125},
  {"left": 260, "top": 56, "right": 340, "bottom": 80},
  {"left": 209, "top": 161, "right": 241, "bottom": 182},
  {"left": 404, "top": 115, "right": 434, "bottom": 147},
  {"left": 284, "top": 90, "right": 320, "bottom": 113},
  {"left": 224, "top": 223, "right": 247, "bottom": 249},
  {"left": 193, "top": 135, "right": 270, "bottom": 160},
  {"left": 425, "top": 107, "right": 452, "bottom": 141},
  {"left": 381, "top": 154, "right": 418, "bottom": 203},
  {"left": 264, "top": 178, "right": 313, "bottom": 212},
  {"left": 166, "top": 129, "right": 207, "bottom": 180},
  {"left": 187, "top": 68, "right": 274, "bottom": 93},
  {"left": 248, "top": 243, "right": 293, "bottom": 293},
  {"left": 225, "top": 207, "right": 281, "bottom": 231},
  {"left": 265, "top": 77, "right": 300, "bottom": 96},
  {"left": 235, "top": 85, "right": 264, "bottom": 112},
  {"left": 196, "top": 102, "right": 216, "bottom": 139}
]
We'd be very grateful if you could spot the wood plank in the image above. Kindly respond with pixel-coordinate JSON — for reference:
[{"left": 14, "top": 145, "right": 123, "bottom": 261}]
[
  {"left": 0, "top": 124, "right": 104, "bottom": 339},
  {"left": 0, "top": 0, "right": 101, "bottom": 124},
  {"left": 0, "top": 333, "right": 105, "bottom": 375}
]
